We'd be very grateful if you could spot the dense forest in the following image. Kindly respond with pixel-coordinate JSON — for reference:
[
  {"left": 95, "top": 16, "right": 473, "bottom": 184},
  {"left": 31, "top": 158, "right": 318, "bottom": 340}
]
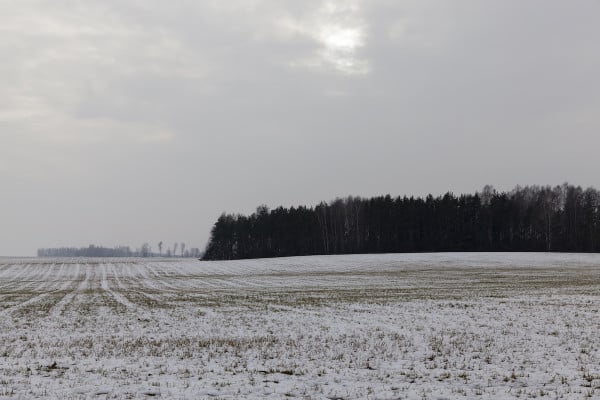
[{"left": 202, "top": 184, "right": 600, "bottom": 260}]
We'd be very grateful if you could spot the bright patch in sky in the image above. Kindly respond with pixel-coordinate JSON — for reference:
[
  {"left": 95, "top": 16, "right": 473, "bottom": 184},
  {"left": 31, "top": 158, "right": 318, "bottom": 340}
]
[
  {"left": 279, "top": 1, "right": 368, "bottom": 75},
  {"left": 318, "top": 25, "right": 366, "bottom": 74},
  {"left": 320, "top": 25, "right": 362, "bottom": 51}
]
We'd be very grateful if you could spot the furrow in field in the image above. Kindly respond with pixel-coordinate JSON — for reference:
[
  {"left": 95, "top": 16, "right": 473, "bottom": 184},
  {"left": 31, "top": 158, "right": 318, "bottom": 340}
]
[
  {"left": 31, "top": 262, "right": 58, "bottom": 291},
  {"left": 0, "top": 264, "right": 73, "bottom": 317},
  {"left": 0, "top": 292, "right": 52, "bottom": 317},
  {"left": 158, "top": 260, "right": 194, "bottom": 276},
  {"left": 115, "top": 263, "right": 167, "bottom": 306},
  {"left": 48, "top": 263, "right": 85, "bottom": 317},
  {"left": 0, "top": 263, "right": 18, "bottom": 280},
  {"left": 0, "top": 263, "right": 35, "bottom": 291},
  {"left": 226, "top": 277, "right": 265, "bottom": 288},
  {"left": 118, "top": 262, "right": 146, "bottom": 291},
  {"left": 19, "top": 263, "right": 52, "bottom": 291},
  {"left": 137, "top": 262, "right": 180, "bottom": 291},
  {"left": 0, "top": 263, "right": 18, "bottom": 288},
  {"left": 145, "top": 262, "right": 178, "bottom": 285},
  {"left": 34, "top": 263, "right": 63, "bottom": 291},
  {"left": 99, "top": 263, "right": 140, "bottom": 313},
  {"left": 56, "top": 264, "right": 93, "bottom": 315},
  {"left": 158, "top": 261, "right": 183, "bottom": 277},
  {"left": 11, "top": 269, "right": 83, "bottom": 318},
  {"left": 52, "top": 263, "right": 68, "bottom": 289},
  {"left": 145, "top": 262, "right": 170, "bottom": 280},
  {"left": 0, "top": 264, "right": 59, "bottom": 314}
]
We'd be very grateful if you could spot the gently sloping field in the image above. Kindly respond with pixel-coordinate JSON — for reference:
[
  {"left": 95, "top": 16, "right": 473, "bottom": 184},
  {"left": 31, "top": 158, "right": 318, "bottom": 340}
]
[{"left": 0, "top": 253, "right": 600, "bottom": 399}]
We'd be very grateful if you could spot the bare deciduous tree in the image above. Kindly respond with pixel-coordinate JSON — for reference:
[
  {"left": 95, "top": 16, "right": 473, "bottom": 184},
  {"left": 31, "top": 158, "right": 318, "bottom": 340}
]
[{"left": 141, "top": 243, "right": 151, "bottom": 257}]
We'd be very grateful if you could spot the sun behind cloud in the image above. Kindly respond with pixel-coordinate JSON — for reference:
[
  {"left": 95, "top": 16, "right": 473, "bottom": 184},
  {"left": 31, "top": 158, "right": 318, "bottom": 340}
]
[{"left": 279, "top": 0, "right": 368, "bottom": 75}]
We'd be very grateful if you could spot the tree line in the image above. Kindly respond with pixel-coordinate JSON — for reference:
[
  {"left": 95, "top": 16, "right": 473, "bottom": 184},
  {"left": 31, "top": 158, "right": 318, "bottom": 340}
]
[
  {"left": 38, "top": 243, "right": 202, "bottom": 258},
  {"left": 202, "top": 184, "right": 600, "bottom": 260}
]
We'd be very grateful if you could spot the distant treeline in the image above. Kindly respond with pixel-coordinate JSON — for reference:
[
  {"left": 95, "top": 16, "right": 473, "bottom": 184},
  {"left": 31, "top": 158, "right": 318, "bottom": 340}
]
[
  {"left": 202, "top": 184, "right": 600, "bottom": 260},
  {"left": 38, "top": 245, "right": 134, "bottom": 258},
  {"left": 38, "top": 243, "right": 202, "bottom": 258}
]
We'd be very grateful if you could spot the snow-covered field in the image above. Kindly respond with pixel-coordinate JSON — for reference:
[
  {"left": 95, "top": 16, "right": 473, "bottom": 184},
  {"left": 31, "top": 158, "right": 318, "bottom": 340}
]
[{"left": 1, "top": 253, "right": 600, "bottom": 399}]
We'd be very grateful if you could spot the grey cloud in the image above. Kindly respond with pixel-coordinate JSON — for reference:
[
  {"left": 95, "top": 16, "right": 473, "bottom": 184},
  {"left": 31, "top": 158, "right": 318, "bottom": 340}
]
[{"left": 1, "top": 0, "right": 599, "bottom": 255}]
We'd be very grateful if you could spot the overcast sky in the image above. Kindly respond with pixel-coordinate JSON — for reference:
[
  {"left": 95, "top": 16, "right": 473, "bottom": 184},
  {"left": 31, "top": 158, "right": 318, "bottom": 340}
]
[{"left": 1, "top": 1, "right": 599, "bottom": 256}]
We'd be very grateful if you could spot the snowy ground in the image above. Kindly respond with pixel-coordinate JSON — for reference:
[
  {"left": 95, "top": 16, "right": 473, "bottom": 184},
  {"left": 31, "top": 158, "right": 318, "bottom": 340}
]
[{"left": 1, "top": 253, "right": 600, "bottom": 399}]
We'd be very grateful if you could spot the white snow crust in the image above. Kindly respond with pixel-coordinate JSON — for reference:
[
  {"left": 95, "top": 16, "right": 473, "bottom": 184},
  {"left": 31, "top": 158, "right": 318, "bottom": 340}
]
[{"left": 0, "top": 252, "right": 600, "bottom": 399}]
